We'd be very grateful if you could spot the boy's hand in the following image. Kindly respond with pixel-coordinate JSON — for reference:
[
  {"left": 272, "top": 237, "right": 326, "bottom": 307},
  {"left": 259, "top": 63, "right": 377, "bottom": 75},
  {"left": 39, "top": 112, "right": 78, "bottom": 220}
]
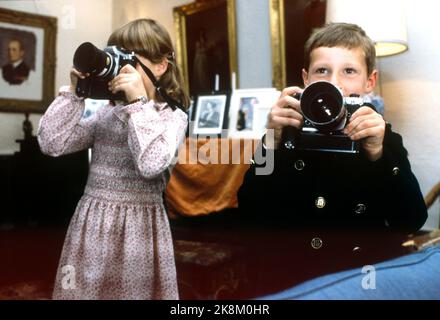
[
  {"left": 266, "top": 87, "right": 304, "bottom": 149},
  {"left": 108, "top": 64, "right": 147, "bottom": 103},
  {"left": 343, "top": 106, "right": 385, "bottom": 161}
]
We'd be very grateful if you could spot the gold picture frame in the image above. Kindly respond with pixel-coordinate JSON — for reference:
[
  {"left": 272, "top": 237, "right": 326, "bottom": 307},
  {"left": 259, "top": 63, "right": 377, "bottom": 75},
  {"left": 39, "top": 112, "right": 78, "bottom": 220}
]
[
  {"left": 269, "top": 0, "right": 286, "bottom": 90},
  {"left": 0, "top": 8, "right": 57, "bottom": 113},
  {"left": 270, "top": 0, "right": 326, "bottom": 90},
  {"left": 173, "top": 0, "right": 238, "bottom": 97}
]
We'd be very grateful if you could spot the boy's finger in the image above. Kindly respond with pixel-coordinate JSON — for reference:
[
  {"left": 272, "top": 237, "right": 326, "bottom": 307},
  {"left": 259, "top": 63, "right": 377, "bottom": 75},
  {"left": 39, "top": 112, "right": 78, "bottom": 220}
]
[
  {"left": 346, "top": 109, "right": 382, "bottom": 130},
  {"left": 345, "top": 114, "right": 370, "bottom": 135},
  {"left": 350, "top": 126, "right": 384, "bottom": 141},
  {"left": 272, "top": 107, "right": 302, "bottom": 120},
  {"left": 346, "top": 116, "right": 384, "bottom": 137},
  {"left": 272, "top": 116, "right": 303, "bottom": 129},
  {"left": 349, "top": 106, "right": 377, "bottom": 121},
  {"left": 276, "top": 95, "right": 301, "bottom": 111},
  {"left": 279, "top": 86, "right": 304, "bottom": 99}
]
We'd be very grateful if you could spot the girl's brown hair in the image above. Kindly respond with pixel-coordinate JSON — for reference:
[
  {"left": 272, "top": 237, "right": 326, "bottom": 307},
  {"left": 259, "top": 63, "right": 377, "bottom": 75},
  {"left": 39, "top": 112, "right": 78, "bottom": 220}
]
[
  {"left": 304, "top": 22, "right": 376, "bottom": 76},
  {"left": 107, "top": 19, "right": 190, "bottom": 110}
]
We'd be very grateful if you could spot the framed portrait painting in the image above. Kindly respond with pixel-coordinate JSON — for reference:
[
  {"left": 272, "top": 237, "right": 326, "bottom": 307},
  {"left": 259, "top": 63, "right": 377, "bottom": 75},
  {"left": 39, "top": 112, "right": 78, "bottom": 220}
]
[
  {"left": 192, "top": 94, "right": 229, "bottom": 135},
  {"left": 173, "top": 0, "right": 237, "bottom": 97},
  {"left": 270, "top": 0, "right": 326, "bottom": 90},
  {"left": 228, "top": 88, "right": 279, "bottom": 139},
  {"left": 0, "top": 8, "right": 57, "bottom": 113}
]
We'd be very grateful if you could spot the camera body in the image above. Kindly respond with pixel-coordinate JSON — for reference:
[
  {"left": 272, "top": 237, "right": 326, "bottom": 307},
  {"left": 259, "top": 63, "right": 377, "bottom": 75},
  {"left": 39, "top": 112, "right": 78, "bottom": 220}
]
[
  {"left": 73, "top": 42, "right": 137, "bottom": 100},
  {"left": 282, "top": 81, "right": 368, "bottom": 154}
]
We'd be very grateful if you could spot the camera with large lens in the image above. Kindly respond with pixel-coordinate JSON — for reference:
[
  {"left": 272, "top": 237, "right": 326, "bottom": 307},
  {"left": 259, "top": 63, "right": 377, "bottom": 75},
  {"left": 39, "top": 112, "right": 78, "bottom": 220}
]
[
  {"left": 282, "top": 81, "right": 372, "bottom": 154},
  {"left": 73, "top": 42, "right": 137, "bottom": 100}
]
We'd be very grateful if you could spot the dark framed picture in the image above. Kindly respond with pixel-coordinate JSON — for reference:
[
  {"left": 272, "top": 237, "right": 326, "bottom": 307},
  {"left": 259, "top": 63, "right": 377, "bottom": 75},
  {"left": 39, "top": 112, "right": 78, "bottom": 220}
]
[
  {"left": 0, "top": 8, "right": 57, "bottom": 113},
  {"left": 192, "top": 93, "right": 229, "bottom": 135},
  {"left": 173, "top": 0, "right": 237, "bottom": 97},
  {"left": 270, "top": 0, "right": 326, "bottom": 89}
]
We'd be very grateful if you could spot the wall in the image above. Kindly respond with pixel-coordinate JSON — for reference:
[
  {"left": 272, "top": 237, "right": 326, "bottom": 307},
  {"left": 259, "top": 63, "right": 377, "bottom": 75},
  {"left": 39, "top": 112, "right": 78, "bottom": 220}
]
[
  {"left": 112, "top": 0, "right": 272, "bottom": 89},
  {"left": 236, "top": 0, "right": 272, "bottom": 89},
  {"left": 380, "top": 0, "right": 440, "bottom": 229},
  {"left": 0, "top": 0, "right": 112, "bottom": 154},
  {"left": 112, "top": 0, "right": 192, "bottom": 45},
  {"left": 236, "top": 0, "right": 272, "bottom": 88}
]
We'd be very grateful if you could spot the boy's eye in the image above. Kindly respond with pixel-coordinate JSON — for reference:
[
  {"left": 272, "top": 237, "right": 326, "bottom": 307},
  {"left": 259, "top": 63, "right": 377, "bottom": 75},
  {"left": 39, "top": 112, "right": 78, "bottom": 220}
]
[
  {"left": 344, "top": 68, "right": 357, "bottom": 75},
  {"left": 314, "top": 68, "right": 328, "bottom": 75}
]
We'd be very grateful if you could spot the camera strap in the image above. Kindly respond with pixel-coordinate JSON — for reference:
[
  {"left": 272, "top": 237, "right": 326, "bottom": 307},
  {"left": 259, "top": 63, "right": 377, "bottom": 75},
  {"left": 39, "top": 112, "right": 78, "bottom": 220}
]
[{"left": 134, "top": 57, "right": 181, "bottom": 111}]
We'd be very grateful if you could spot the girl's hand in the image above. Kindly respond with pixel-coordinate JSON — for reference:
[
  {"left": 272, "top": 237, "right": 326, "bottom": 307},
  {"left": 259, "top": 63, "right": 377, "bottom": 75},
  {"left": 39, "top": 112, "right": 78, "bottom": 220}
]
[
  {"left": 70, "top": 67, "right": 89, "bottom": 92},
  {"left": 266, "top": 86, "right": 304, "bottom": 149},
  {"left": 343, "top": 106, "right": 386, "bottom": 161},
  {"left": 108, "top": 64, "right": 147, "bottom": 103}
]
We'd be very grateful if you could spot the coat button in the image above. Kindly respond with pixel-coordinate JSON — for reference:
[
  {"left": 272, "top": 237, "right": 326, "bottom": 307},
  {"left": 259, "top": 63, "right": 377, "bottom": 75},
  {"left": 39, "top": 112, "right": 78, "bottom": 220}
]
[
  {"left": 311, "top": 237, "right": 323, "bottom": 249},
  {"left": 294, "top": 159, "right": 305, "bottom": 171},
  {"left": 315, "top": 197, "right": 326, "bottom": 209},
  {"left": 352, "top": 246, "right": 362, "bottom": 253},
  {"left": 354, "top": 204, "right": 366, "bottom": 215},
  {"left": 392, "top": 167, "right": 400, "bottom": 176}
]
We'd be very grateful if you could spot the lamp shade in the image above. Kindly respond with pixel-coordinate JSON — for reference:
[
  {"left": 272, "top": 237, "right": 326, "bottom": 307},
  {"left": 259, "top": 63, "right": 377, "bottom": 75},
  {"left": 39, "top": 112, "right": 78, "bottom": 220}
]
[{"left": 326, "top": 0, "right": 408, "bottom": 57}]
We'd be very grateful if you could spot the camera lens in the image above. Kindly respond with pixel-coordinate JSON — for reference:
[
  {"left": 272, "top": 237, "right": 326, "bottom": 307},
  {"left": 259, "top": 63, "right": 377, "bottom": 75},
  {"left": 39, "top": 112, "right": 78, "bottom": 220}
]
[
  {"left": 73, "top": 42, "right": 111, "bottom": 75},
  {"left": 300, "top": 81, "right": 346, "bottom": 131},
  {"left": 309, "top": 92, "right": 341, "bottom": 123}
]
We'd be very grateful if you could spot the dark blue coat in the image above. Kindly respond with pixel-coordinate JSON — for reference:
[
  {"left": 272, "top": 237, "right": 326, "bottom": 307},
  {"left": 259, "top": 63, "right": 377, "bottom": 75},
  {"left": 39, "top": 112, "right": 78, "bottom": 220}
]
[
  {"left": 237, "top": 123, "right": 427, "bottom": 233},
  {"left": 230, "top": 124, "right": 428, "bottom": 296}
]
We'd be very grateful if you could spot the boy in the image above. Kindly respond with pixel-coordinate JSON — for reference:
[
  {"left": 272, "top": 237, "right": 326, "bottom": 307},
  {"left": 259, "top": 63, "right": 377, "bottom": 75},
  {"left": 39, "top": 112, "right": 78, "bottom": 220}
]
[
  {"left": 238, "top": 22, "right": 427, "bottom": 231},
  {"left": 235, "top": 23, "right": 427, "bottom": 294}
]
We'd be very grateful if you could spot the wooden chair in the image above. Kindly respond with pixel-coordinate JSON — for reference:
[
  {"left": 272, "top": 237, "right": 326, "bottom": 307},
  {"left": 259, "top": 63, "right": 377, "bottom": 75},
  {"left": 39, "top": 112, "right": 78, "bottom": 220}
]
[
  {"left": 400, "top": 183, "right": 440, "bottom": 250},
  {"left": 424, "top": 181, "right": 440, "bottom": 229},
  {"left": 425, "top": 181, "right": 440, "bottom": 209}
]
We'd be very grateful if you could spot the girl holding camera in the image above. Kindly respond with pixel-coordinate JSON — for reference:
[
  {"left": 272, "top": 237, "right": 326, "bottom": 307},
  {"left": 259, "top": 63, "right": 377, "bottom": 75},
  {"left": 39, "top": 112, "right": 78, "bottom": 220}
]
[{"left": 38, "top": 19, "right": 189, "bottom": 299}]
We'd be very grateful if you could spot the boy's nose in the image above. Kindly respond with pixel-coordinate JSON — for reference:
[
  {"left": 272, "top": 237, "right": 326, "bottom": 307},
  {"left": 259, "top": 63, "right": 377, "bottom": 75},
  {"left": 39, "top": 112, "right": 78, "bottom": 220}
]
[
  {"left": 328, "top": 76, "right": 344, "bottom": 96},
  {"left": 329, "top": 74, "right": 340, "bottom": 87}
]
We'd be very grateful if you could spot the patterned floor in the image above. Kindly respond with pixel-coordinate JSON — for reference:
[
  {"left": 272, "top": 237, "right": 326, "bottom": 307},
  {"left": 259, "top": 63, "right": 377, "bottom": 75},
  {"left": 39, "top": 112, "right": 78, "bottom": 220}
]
[
  {"left": 0, "top": 281, "right": 51, "bottom": 300},
  {"left": 1, "top": 222, "right": 424, "bottom": 300}
]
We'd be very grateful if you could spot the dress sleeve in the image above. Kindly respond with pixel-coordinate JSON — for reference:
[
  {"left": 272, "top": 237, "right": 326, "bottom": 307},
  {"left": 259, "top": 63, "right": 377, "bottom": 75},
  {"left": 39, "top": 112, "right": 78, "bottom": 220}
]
[
  {"left": 115, "top": 101, "right": 188, "bottom": 179},
  {"left": 37, "top": 86, "right": 101, "bottom": 157}
]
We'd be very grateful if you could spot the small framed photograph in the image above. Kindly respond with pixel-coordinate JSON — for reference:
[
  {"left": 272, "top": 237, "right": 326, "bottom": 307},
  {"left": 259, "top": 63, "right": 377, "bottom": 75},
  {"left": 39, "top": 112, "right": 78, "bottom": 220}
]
[
  {"left": 0, "top": 8, "right": 57, "bottom": 113},
  {"left": 228, "top": 88, "right": 279, "bottom": 139},
  {"left": 192, "top": 94, "right": 229, "bottom": 135}
]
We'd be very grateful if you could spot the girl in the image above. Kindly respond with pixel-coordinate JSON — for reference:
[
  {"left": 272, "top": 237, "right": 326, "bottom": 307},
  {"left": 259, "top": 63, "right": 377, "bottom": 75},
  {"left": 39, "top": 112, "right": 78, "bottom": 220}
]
[{"left": 38, "top": 19, "right": 190, "bottom": 299}]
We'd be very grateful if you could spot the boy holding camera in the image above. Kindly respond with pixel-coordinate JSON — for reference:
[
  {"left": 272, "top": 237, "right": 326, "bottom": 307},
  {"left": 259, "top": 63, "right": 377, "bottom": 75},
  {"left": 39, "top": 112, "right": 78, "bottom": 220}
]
[
  {"left": 234, "top": 23, "right": 428, "bottom": 292},
  {"left": 239, "top": 22, "right": 427, "bottom": 231}
]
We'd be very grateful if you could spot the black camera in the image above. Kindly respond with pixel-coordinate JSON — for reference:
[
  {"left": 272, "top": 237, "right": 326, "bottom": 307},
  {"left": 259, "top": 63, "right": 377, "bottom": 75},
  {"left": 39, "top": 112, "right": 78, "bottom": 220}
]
[
  {"left": 282, "top": 81, "right": 371, "bottom": 154},
  {"left": 73, "top": 42, "right": 137, "bottom": 100}
]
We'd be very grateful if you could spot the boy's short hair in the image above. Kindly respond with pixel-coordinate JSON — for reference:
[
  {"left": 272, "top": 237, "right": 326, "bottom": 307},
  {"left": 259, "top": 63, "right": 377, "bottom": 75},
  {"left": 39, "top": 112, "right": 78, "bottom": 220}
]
[{"left": 304, "top": 22, "right": 376, "bottom": 76}]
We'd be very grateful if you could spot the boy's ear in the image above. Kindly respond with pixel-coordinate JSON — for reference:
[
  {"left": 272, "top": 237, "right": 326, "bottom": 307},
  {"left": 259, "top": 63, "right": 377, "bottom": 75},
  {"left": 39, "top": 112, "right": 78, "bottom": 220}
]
[
  {"left": 302, "top": 68, "right": 309, "bottom": 87},
  {"left": 366, "top": 69, "right": 378, "bottom": 93}
]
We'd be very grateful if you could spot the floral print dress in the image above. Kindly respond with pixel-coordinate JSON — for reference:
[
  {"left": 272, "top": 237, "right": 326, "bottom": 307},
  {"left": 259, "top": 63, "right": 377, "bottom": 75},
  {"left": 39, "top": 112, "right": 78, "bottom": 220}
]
[{"left": 37, "top": 87, "right": 187, "bottom": 300}]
